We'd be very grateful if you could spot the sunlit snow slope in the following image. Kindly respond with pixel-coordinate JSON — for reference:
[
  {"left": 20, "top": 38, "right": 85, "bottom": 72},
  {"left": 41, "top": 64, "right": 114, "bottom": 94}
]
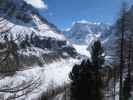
[{"left": 0, "top": 59, "right": 79, "bottom": 100}]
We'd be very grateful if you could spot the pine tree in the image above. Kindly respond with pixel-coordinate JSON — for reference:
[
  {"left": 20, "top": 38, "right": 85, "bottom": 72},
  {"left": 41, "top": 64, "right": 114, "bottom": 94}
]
[
  {"left": 123, "top": 76, "right": 131, "bottom": 100},
  {"left": 69, "top": 40, "right": 104, "bottom": 100},
  {"left": 69, "top": 59, "right": 97, "bottom": 100},
  {"left": 91, "top": 40, "right": 104, "bottom": 100}
]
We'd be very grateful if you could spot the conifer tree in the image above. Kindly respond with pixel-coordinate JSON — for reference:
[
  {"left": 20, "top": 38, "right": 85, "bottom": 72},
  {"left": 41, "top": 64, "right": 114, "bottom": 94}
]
[
  {"left": 69, "top": 40, "right": 104, "bottom": 100},
  {"left": 69, "top": 59, "right": 96, "bottom": 100},
  {"left": 91, "top": 40, "right": 104, "bottom": 100}
]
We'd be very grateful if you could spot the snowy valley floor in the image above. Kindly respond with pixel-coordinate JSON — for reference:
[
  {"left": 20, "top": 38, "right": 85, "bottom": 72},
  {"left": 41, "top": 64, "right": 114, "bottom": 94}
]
[
  {"left": 0, "top": 58, "right": 80, "bottom": 100},
  {"left": 73, "top": 44, "right": 90, "bottom": 58}
]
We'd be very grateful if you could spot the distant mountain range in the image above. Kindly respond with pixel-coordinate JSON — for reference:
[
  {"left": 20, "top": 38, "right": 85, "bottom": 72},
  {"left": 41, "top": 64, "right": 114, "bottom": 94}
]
[
  {"left": 64, "top": 20, "right": 118, "bottom": 59},
  {"left": 64, "top": 20, "right": 111, "bottom": 45}
]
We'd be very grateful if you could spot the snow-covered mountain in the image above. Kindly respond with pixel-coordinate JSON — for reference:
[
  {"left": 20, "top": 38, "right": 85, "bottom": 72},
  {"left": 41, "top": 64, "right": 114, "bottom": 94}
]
[
  {"left": 0, "top": 0, "right": 64, "bottom": 40},
  {"left": 0, "top": 1, "right": 125, "bottom": 100},
  {"left": 0, "top": 0, "right": 79, "bottom": 63},
  {"left": 0, "top": 1, "right": 82, "bottom": 99},
  {"left": 63, "top": 20, "right": 114, "bottom": 58},
  {"left": 64, "top": 20, "right": 110, "bottom": 45}
]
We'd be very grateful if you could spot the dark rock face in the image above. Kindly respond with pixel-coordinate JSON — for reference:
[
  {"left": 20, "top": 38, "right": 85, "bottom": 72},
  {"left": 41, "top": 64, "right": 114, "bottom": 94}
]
[
  {"left": 31, "top": 36, "right": 66, "bottom": 49},
  {"left": 58, "top": 46, "right": 78, "bottom": 58},
  {"left": 30, "top": 35, "right": 78, "bottom": 58},
  {"left": 0, "top": 0, "right": 36, "bottom": 23}
]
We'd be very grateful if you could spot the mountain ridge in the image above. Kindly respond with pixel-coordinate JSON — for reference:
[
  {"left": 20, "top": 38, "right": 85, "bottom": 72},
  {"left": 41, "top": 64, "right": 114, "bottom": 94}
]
[{"left": 64, "top": 20, "right": 111, "bottom": 45}]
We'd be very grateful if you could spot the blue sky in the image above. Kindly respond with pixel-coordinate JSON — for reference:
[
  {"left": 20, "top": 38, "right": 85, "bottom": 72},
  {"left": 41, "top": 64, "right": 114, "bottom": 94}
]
[{"left": 42, "top": 0, "right": 133, "bottom": 30}]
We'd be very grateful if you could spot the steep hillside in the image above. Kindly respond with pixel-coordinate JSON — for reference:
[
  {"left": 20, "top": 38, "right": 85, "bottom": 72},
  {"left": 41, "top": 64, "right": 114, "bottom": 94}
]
[
  {"left": 0, "top": 0, "right": 78, "bottom": 65},
  {"left": 0, "top": 0, "right": 81, "bottom": 99}
]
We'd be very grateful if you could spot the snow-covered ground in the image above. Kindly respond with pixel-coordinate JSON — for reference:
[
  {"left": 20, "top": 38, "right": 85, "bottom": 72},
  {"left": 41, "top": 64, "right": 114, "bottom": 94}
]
[
  {"left": 73, "top": 44, "right": 90, "bottom": 57},
  {"left": 0, "top": 58, "right": 79, "bottom": 100}
]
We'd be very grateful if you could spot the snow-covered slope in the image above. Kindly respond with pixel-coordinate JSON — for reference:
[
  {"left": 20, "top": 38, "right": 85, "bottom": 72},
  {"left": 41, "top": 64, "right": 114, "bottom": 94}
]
[
  {"left": 0, "top": 0, "right": 78, "bottom": 60},
  {"left": 0, "top": 0, "right": 65, "bottom": 41},
  {"left": 73, "top": 44, "right": 90, "bottom": 58},
  {"left": 0, "top": 58, "right": 80, "bottom": 100},
  {"left": 0, "top": 1, "right": 82, "bottom": 99}
]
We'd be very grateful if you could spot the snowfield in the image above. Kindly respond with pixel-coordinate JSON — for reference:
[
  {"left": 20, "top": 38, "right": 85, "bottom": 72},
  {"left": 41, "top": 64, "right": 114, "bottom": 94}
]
[
  {"left": 73, "top": 44, "right": 91, "bottom": 57},
  {"left": 0, "top": 58, "right": 79, "bottom": 100}
]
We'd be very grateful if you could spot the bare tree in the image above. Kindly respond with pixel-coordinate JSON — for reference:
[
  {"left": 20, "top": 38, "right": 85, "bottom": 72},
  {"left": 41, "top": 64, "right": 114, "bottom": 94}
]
[{"left": 115, "top": 2, "right": 129, "bottom": 100}]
